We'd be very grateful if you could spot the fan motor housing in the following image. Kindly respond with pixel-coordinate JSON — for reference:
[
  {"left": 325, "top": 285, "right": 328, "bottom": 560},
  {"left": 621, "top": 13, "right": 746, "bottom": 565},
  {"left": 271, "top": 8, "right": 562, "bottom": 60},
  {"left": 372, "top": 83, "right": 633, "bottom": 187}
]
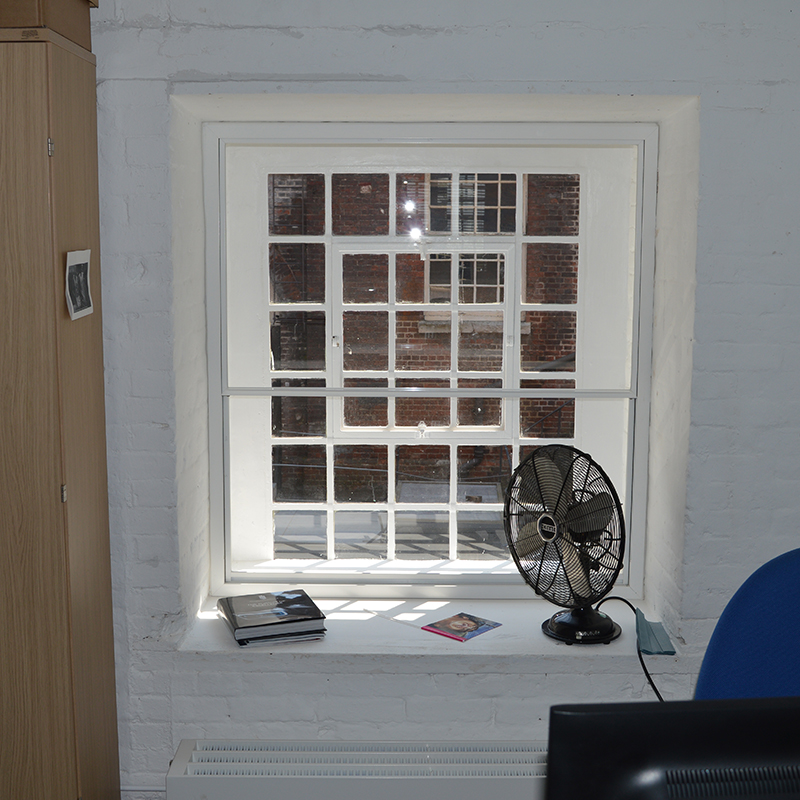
[{"left": 536, "top": 513, "right": 559, "bottom": 542}]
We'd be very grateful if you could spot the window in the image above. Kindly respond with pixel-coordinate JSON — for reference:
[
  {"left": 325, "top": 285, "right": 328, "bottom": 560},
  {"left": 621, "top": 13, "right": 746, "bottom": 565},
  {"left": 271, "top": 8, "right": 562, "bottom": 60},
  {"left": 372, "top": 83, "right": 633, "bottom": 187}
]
[{"left": 205, "top": 121, "right": 657, "bottom": 595}]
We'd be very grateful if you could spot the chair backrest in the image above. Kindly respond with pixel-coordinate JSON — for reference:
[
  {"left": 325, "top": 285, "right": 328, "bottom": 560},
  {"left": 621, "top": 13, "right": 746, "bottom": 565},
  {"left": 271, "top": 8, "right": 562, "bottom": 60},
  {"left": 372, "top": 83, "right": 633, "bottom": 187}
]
[{"left": 694, "top": 548, "right": 800, "bottom": 700}]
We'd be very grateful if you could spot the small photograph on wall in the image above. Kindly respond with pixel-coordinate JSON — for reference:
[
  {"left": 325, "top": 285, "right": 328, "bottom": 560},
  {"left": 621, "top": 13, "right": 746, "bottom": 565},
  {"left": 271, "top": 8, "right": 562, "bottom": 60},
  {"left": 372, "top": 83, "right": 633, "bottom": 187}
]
[{"left": 65, "top": 250, "right": 93, "bottom": 320}]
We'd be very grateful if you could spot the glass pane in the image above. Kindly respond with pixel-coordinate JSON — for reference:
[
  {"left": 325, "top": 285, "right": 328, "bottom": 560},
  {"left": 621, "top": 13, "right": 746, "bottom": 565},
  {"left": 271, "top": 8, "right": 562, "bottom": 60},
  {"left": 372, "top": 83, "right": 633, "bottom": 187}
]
[
  {"left": 524, "top": 243, "right": 578, "bottom": 304},
  {"left": 428, "top": 254, "right": 452, "bottom": 303},
  {"left": 457, "top": 445, "right": 512, "bottom": 503},
  {"left": 396, "top": 252, "right": 425, "bottom": 303},
  {"left": 397, "top": 174, "right": 454, "bottom": 236},
  {"left": 457, "top": 379, "right": 502, "bottom": 427},
  {"left": 458, "top": 312, "right": 503, "bottom": 372},
  {"left": 520, "top": 311, "right": 576, "bottom": 372},
  {"left": 395, "top": 379, "right": 450, "bottom": 427},
  {"left": 518, "top": 445, "right": 539, "bottom": 466},
  {"left": 270, "top": 311, "right": 325, "bottom": 371},
  {"left": 342, "top": 311, "right": 388, "bottom": 371},
  {"left": 459, "top": 253, "right": 504, "bottom": 304},
  {"left": 274, "top": 510, "right": 327, "bottom": 559},
  {"left": 271, "top": 379, "right": 326, "bottom": 437},
  {"left": 269, "top": 244, "right": 325, "bottom": 303},
  {"left": 395, "top": 445, "right": 450, "bottom": 503},
  {"left": 525, "top": 174, "right": 580, "bottom": 236},
  {"left": 272, "top": 445, "right": 326, "bottom": 501},
  {"left": 332, "top": 173, "right": 389, "bottom": 235},
  {"left": 343, "top": 378, "right": 388, "bottom": 427},
  {"left": 457, "top": 511, "right": 507, "bottom": 560},
  {"left": 459, "top": 173, "right": 516, "bottom": 234},
  {"left": 343, "top": 253, "right": 388, "bottom": 303},
  {"left": 334, "top": 511, "right": 387, "bottom": 558},
  {"left": 396, "top": 174, "right": 426, "bottom": 237},
  {"left": 396, "top": 311, "right": 451, "bottom": 371},
  {"left": 429, "top": 174, "right": 453, "bottom": 233},
  {"left": 519, "top": 379, "right": 576, "bottom": 439},
  {"left": 395, "top": 511, "right": 449, "bottom": 560},
  {"left": 520, "top": 397, "right": 576, "bottom": 439},
  {"left": 268, "top": 173, "right": 325, "bottom": 236},
  {"left": 334, "top": 445, "right": 388, "bottom": 502}
]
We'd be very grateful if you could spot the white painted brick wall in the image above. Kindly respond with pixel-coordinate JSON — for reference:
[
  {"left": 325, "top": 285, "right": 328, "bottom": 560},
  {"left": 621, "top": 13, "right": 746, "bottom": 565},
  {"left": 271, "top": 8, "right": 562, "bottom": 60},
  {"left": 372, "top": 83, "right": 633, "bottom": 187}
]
[{"left": 91, "top": 3, "right": 800, "bottom": 796}]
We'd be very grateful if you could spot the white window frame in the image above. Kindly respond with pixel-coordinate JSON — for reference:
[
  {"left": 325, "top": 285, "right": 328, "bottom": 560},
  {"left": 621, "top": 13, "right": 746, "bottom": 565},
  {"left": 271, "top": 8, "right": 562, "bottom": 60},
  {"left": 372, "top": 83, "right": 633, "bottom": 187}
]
[{"left": 204, "top": 120, "right": 658, "bottom": 600}]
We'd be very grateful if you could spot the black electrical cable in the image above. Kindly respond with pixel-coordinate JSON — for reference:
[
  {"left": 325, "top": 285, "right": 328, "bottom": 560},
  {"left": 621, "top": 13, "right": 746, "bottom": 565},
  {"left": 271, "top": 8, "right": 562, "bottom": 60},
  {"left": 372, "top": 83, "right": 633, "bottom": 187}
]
[{"left": 595, "top": 596, "right": 665, "bottom": 702}]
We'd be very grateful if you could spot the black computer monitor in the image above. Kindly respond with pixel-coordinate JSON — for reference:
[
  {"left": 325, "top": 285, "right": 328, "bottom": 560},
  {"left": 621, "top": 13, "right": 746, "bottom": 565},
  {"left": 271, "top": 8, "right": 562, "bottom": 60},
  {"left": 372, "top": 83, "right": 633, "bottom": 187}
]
[{"left": 546, "top": 696, "right": 800, "bottom": 800}]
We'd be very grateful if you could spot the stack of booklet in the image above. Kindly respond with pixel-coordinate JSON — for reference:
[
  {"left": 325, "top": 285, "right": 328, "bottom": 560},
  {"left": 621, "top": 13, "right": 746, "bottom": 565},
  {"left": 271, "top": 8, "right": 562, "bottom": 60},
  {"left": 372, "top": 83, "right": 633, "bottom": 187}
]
[{"left": 217, "top": 589, "right": 326, "bottom": 647}]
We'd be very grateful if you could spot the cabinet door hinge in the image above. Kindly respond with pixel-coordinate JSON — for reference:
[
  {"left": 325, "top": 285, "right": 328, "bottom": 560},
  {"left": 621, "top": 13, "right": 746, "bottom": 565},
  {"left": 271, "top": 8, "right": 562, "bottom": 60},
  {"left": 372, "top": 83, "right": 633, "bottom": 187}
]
[
  {"left": 47, "top": 138, "right": 55, "bottom": 157},
  {"left": 61, "top": 484, "right": 67, "bottom": 503}
]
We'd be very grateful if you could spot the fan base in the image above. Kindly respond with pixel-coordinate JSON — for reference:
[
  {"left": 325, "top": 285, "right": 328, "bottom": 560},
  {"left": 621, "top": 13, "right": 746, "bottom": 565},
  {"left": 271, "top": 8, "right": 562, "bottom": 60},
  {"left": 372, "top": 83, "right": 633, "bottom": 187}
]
[{"left": 542, "top": 607, "right": 621, "bottom": 645}]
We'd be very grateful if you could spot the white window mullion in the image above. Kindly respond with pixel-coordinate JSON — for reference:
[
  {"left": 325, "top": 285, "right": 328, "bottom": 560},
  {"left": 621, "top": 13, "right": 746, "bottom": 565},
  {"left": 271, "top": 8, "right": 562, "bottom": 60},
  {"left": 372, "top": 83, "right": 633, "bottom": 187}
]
[
  {"left": 326, "top": 443, "right": 335, "bottom": 560},
  {"left": 449, "top": 444, "right": 458, "bottom": 561},
  {"left": 326, "top": 175, "right": 336, "bottom": 561},
  {"left": 387, "top": 444, "right": 396, "bottom": 559},
  {"left": 508, "top": 172, "right": 525, "bottom": 454}
]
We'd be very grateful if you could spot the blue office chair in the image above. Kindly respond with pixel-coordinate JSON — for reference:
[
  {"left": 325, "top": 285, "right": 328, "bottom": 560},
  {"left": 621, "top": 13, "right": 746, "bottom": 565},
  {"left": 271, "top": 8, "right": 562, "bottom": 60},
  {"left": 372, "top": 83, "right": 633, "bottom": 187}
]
[{"left": 694, "top": 547, "right": 800, "bottom": 700}]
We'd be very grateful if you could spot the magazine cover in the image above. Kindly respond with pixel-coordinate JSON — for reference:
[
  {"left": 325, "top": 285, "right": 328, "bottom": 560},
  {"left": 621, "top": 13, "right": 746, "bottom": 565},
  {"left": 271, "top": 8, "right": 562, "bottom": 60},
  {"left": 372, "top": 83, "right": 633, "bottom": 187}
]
[
  {"left": 217, "top": 589, "right": 325, "bottom": 640},
  {"left": 422, "top": 611, "right": 501, "bottom": 642}
]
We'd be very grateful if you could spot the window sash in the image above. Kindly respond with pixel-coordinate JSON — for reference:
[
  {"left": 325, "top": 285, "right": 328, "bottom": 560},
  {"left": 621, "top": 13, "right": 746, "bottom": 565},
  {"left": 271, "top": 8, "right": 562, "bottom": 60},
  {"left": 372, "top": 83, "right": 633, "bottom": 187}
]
[{"left": 205, "top": 121, "right": 658, "bottom": 597}]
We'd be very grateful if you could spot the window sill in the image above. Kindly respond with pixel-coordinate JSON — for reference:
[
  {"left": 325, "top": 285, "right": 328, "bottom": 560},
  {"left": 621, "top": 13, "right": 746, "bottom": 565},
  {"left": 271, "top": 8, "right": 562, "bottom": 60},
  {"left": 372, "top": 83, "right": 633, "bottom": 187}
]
[{"left": 182, "top": 596, "right": 691, "bottom": 676}]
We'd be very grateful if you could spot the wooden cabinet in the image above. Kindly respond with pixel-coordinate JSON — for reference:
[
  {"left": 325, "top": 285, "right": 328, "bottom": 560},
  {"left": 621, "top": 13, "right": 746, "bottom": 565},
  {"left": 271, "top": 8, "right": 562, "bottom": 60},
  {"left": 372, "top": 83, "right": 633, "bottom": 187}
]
[{"left": 0, "top": 20, "right": 120, "bottom": 800}]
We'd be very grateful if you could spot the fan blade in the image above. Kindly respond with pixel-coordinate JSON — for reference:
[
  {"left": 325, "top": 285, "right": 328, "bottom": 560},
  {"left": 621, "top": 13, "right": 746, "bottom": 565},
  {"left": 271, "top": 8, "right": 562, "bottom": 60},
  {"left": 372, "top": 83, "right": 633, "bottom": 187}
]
[
  {"left": 550, "top": 446, "right": 578, "bottom": 483},
  {"left": 513, "top": 520, "right": 547, "bottom": 560},
  {"left": 512, "top": 462, "right": 545, "bottom": 508},
  {"left": 532, "top": 452, "right": 568, "bottom": 514},
  {"left": 564, "top": 492, "right": 615, "bottom": 538},
  {"left": 558, "top": 533, "right": 593, "bottom": 601}
]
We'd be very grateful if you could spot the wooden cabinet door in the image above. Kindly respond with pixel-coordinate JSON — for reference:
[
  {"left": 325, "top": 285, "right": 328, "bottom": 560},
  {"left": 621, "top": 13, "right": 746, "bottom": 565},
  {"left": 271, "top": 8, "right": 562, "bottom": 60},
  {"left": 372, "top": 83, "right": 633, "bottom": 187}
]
[
  {"left": 0, "top": 40, "right": 80, "bottom": 800},
  {"left": 49, "top": 40, "right": 122, "bottom": 800}
]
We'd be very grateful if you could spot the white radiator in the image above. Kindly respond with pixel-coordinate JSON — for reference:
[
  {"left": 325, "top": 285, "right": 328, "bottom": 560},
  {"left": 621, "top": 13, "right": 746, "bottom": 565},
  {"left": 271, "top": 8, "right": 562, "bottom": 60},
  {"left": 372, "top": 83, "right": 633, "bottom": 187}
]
[{"left": 166, "top": 739, "right": 548, "bottom": 800}]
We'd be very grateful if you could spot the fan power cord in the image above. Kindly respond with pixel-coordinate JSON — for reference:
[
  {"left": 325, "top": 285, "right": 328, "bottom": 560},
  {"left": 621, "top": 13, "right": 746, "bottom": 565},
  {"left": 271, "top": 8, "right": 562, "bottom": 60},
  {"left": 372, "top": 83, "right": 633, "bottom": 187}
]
[{"left": 595, "top": 596, "right": 665, "bottom": 702}]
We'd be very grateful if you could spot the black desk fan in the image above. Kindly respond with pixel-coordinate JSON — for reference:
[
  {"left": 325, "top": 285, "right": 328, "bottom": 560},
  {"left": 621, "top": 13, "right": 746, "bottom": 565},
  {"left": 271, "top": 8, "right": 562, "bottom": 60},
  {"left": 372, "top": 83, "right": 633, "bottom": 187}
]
[{"left": 503, "top": 444, "right": 625, "bottom": 644}]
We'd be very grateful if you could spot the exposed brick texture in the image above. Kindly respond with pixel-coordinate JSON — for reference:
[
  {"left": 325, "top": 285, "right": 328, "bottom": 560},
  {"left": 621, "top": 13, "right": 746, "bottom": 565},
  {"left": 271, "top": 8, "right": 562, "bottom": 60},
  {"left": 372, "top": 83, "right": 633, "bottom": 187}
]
[
  {"left": 273, "top": 444, "right": 326, "bottom": 501},
  {"left": 271, "top": 384, "right": 326, "bottom": 437},
  {"left": 271, "top": 311, "right": 326, "bottom": 371},
  {"left": 396, "top": 312, "right": 451, "bottom": 371},
  {"left": 519, "top": 379, "right": 576, "bottom": 438},
  {"left": 525, "top": 174, "right": 580, "bottom": 236},
  {"left": 269, "top": 173, "right": 325, "bottom": 235},
  {"left": 520, "top": 311, "right": 576, "bottom": 372},
  {"left": 396, "top": 252, "right": 426, "bottom": 303},
  {"left": 343, "top": 311, "right": 389, "bottom": 370},
  {"left": 332, "top": 173, "right": 390, "bottom": 235},
  {"left": 458, "top": 317, "right": 504, "bottom": 372},
  {"left": 457, "top": 379, "right": 502, "bottom": 426},
  {"left": 269, "top": 243, "right": 325, "bottom": 303},
  {"left": 520, "top": 397, "right": 576, "bottom": 438},
  {"left": 334, "top": 445, "right": 389, "bottom": 502},
  {"left": 524, "top": 243, "right": 578, "bottom": 304},
  {"left": 343, "top": 378, "right": 389, "bottom": 427},
  {"left": 343, "top": 253, "right": 388, "bottom": 303},
  {"left": 396, "top": 445, "right": 450, "bottom": 493},
  {"left": 396, "top": 378, "right": 450, "bottom": 426}
]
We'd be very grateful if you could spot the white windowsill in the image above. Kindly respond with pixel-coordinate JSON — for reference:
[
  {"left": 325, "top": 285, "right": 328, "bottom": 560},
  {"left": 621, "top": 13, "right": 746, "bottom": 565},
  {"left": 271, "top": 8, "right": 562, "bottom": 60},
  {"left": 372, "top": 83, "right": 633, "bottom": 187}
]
[{"left": 181, "top": 596, "right": 690, "bottom": 677}]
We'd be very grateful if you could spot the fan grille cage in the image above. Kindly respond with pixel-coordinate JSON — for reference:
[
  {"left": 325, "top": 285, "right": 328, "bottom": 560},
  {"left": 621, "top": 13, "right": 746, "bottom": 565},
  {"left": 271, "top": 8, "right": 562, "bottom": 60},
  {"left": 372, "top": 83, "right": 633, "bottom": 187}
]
[{"left": 503, "top": 445, "right": 625, "bottom": 608}]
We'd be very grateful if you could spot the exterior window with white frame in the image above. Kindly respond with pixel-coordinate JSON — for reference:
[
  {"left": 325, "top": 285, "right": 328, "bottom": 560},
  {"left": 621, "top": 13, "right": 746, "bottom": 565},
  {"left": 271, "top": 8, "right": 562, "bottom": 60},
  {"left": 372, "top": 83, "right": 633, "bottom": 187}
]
[{"left": 206, "top": 121, "right": 657, "bottom": 596}]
